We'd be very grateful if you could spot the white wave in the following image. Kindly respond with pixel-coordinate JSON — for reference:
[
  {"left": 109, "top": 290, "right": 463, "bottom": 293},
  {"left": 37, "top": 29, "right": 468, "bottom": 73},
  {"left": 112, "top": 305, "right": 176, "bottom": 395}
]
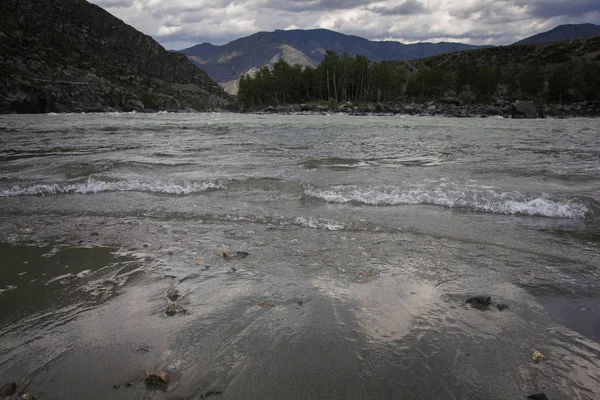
[
  {"left": 0, "top": 285, "right": 17, "bottom": 295},
  {"left": 305, "top": 184, "right": 588, "bottom": 219},
  {"left": 294, "top": 216, "right": 344, "bottom": 230},
  {"left": 0, "top": 177, "right": 225, "bottom": 197}
]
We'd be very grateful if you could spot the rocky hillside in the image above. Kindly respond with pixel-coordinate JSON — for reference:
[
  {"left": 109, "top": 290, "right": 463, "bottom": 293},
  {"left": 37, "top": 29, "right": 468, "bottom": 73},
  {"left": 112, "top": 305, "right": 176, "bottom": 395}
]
[
  {"left": 180, "top": 29, "right": 485, "bottom": 94},
  {"left": 0, "top": 0, "right": 233, "bottom": 113},
  {"left": 514, "top": 23, "right": 600, "bottom": 46},
  {"left": 397, "top": 35, "right": 600, "bottom": 71}
]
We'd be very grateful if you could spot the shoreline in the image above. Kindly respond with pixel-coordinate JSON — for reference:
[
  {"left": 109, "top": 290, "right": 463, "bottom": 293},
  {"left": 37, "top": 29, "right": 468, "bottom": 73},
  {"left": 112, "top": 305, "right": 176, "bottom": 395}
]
[
  {"left": 241, "top": 100, "right": 600, "bottom": 119},
  {"left": 2, "top": 100, "right": 599, "bottom": 118}
]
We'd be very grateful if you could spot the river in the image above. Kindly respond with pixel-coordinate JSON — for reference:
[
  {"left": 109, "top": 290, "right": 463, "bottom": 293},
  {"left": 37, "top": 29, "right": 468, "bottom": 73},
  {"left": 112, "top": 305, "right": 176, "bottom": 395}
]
[{"left": 1, "top": 112, "right": 599, "bottom": 399}]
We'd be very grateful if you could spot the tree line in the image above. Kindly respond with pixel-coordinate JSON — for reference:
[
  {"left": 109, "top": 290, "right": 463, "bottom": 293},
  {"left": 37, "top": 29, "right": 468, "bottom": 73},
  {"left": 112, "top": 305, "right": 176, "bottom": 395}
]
[{"left": 237, "top": 50, "right": 600, "bottom": 107}]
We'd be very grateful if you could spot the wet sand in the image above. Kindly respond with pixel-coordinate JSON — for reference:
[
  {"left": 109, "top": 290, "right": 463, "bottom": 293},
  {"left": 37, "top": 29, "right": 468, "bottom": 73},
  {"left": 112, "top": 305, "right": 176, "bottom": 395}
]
[{"left": 1, "top": 211, "right": 599, "bottom": 400}]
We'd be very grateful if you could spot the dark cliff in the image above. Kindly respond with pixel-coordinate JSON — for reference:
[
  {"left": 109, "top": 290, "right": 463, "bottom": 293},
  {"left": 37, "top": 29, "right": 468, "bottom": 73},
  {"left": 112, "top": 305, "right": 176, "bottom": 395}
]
[{"left": 0, "top": 0, "right": 233, "bottom": 113}]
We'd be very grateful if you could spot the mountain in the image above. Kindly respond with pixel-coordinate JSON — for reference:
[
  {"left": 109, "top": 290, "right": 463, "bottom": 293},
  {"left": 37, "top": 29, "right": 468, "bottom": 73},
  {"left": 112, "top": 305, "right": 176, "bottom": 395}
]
[
  {"left": 513, "top": 23, "right": 600, "bottom": 46},
  {"left": 397, "top": 35, "right": 600, "bottom": 73},
  {"left": 0, "top": 0, "right": 233, "bottom": 113},
  {"left": 180, "top": 29, "right": 486, "bottom": 94}
]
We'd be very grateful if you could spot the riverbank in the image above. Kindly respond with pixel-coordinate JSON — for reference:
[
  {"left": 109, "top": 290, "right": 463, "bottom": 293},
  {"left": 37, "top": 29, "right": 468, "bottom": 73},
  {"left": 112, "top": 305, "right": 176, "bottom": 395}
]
[
  {"left": 245, "top": 100, "right": 600, "bottom": 118},
  {"left": 2, "top": 97, "right": 600, "bottom": 118}
]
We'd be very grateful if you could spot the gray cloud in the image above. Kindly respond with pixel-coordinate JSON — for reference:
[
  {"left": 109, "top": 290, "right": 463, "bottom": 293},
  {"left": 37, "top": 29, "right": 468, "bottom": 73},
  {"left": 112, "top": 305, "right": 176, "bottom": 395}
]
[
  {"left": 519, "top": 0, "right": 600, "bottom": 18},
  {"left": 369, "top": 0, "right": 427, "bottom": 16},
  {"left": 263, "top": 0, "right": 367, "bottom": 12},
  {"left": 89, "top": 0, "right": 600, "bottom": 49},
  {"left": 92, "top": 0, "right": 134, "bottom": 7}
]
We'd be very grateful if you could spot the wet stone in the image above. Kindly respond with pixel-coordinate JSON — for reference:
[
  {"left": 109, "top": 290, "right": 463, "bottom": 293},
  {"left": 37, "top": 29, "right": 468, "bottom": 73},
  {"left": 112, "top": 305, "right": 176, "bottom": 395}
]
[
  {"left": 223, "top": 251, "right": 250, "bottom": 259},
  {"left": 145, "top": 369, "right": 170, "bottom": 386},
  {"left": 166, "top": 288, "right": 180, "bottom": 301},
  {"left": 527, "top": 394, "right": 549, "bottom": 400},
  {"left": 530, "top": 350, "right": 546, "bottom": 363},
  {"left": 0, "top": 382, "right": 17, "bottom": 396},
  {"left": 466, "top": 296, "right": 492, "bottom": 306},
  {"left": 165, "top": 303, "right": 185, "bottom": 316}
]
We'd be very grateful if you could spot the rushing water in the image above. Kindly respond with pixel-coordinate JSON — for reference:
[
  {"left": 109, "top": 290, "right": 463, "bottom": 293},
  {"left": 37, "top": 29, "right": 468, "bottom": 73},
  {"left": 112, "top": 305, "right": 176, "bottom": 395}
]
[{"left": 0, "top": 112, "right": 599, "bottom": 399}]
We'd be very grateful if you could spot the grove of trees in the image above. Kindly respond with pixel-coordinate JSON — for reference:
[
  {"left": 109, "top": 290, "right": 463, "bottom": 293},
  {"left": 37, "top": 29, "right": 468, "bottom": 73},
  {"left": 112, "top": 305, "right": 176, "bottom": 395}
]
[{"left": 237, "top": 50, "right": 600, "bottom": 107}]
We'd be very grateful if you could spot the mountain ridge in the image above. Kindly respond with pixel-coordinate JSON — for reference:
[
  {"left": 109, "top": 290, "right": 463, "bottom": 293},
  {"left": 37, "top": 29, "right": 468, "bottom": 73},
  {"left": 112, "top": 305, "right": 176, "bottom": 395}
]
[
  {"left": 513, "top": 23, "right": 600, "bottom": 46},
  {"left": 179, "top": 29, "right": 486, "bottom": 94}
]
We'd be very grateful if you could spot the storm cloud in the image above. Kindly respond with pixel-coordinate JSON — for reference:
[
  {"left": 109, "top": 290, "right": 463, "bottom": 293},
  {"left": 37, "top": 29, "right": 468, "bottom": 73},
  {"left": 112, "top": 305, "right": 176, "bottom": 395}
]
[{"left": 90, "top": 0, "right": 600, "bottom": 50}]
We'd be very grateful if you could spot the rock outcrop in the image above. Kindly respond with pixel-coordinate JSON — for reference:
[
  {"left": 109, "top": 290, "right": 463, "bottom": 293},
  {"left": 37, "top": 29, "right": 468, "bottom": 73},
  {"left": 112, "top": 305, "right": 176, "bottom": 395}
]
[
  {"left": 511, "top": 101, "right": 542, "bottom": 119},
  {"left": 0, "top": 0, "right": 234, "bottom": 113}
]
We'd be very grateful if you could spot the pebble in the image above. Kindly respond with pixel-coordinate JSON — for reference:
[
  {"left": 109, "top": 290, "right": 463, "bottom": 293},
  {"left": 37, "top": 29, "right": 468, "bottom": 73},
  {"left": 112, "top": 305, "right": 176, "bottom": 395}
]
[
  {"left": 530, "top": 350, "right": 546, "bottom": 363},
  {"left": 145, "top": 369, "right": 170, "bottom": 386},
  {"left": 165, "top": 303, "right": 185, "bottom": 316},
  {"left": 527, "top": 394, "right": 549, "bottom": 400},
  {"left": 0, "top": 382, "right": 16, "bottom": 396},
  {"left": 466, "top": 296, "right": 491, "bottom": 306},
  {"left": 166, "top": 288, "right": 180, "bottom": 301}
]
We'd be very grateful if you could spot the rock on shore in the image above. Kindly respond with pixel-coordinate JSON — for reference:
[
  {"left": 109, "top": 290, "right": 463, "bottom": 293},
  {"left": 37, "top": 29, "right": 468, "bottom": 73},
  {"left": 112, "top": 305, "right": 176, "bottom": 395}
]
[
  {"left": 0, "top": 0, "right": 234, "bottom": 113},
  {"left": 251, "top": 99, "right": 599, "bottom": 118}
]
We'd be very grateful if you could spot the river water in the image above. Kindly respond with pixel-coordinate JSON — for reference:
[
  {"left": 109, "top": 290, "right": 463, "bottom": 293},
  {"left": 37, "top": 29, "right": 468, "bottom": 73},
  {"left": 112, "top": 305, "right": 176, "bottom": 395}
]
[{"left": 0, "top": 113, "right": 599, "bottom": 399}]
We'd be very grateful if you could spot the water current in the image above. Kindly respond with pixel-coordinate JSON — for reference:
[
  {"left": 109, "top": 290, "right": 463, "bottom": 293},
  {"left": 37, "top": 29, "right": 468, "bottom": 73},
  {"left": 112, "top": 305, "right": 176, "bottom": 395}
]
[{"left": 0, "top": 112, "right": 599, "bottom": 399}]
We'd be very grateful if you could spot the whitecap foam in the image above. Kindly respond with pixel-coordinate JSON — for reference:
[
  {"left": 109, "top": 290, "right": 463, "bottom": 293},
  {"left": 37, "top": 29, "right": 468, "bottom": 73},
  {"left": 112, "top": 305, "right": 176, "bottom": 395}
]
[
  {"left": 0, "top": 177, "right": 225, "bottom": 197},
  {"left": 304, "top": 184, "right": 588, "bottom": 219},
  {"left": 294, "top": 216, "right": 344, "bottom": 230}
]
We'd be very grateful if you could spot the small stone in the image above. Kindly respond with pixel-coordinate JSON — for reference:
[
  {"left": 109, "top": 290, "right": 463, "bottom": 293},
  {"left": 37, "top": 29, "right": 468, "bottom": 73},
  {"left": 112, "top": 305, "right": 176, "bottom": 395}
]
[
  {"left": 145, "top": 369, "right": 170, "bottom": 386},
  {"left": 21, "top": 394, "right": 34, "bottom": 400},
  {"left": 0, "top": 382, "right": 17, "bottom": 396},
  {"left": 166, "top": 288, "right": 180, "bottom": 301},
  {"left": 113, "top": 384, "right": 120, "bottom": 389},
  {"left": 466, "top": 296, "right": 491, "bottom": 306},
  {"left": 496, "top": 303, "right": 509, "bottom": 311},
  {"left": 165, "top": 303, "right": 184, "bottom": 316},
  {"left": 527, "top": 393, "right": 549, "bottom": 400},
  {"left": 297, "top": 300, "right": 303, "bottom": 306},
  {"left": 530, "top": 350, "right": 546, "bottom": 363},
  {"left": 362, "top": 271, "right": 373, "bottom": 277}
]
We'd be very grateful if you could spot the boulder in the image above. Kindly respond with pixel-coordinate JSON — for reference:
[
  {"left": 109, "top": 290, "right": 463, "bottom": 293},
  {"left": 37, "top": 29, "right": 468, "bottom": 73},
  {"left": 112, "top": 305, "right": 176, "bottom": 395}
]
[
  {"left": 441, "top": 97, "right": 461, "bottom": 106},
  {"left": 511, "top": 100, "right": 541, "bottom": 119}
]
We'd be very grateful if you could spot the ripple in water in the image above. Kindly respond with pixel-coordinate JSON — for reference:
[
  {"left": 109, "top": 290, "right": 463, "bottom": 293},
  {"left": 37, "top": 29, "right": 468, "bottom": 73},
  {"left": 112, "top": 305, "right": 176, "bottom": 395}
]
[
  {"left": 304, "top": 183, "right": 590, "bottom": 219},
  {"left": 0, "top": 177, "right": 225, "bottom": 197}
]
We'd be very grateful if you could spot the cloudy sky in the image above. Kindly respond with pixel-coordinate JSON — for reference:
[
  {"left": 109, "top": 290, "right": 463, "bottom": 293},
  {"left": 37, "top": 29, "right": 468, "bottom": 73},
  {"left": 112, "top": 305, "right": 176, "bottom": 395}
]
[{"left": 90, "top": 0, "right": 600, "bottom": 50}]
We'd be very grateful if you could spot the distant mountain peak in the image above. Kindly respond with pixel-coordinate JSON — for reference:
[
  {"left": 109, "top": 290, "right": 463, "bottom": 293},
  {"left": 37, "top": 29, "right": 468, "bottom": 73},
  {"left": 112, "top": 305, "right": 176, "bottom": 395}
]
[
  {"left": 179, "top": 28, "right": 485, "bottom": 94},
  {"left": 513, "top": 23, "right": 600, "bottom": 45}
]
